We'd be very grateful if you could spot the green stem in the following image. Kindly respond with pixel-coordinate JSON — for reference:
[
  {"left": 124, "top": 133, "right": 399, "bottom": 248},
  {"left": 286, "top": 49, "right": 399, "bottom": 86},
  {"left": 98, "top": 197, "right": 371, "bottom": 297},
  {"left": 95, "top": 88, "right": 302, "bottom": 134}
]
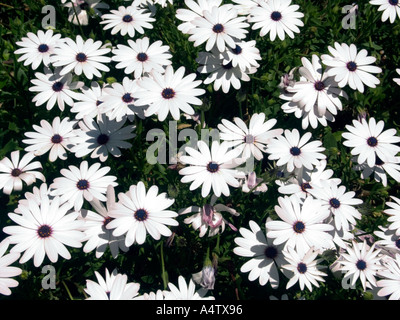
[
  {"left": 70, "top": 0, "right": 85, "bottom": 37},
  {"left": 160, "top": 241, "right": 168, "bottom": 290},
  {"left": 62, "top": 280, "right": 74, "bottom": 300}
]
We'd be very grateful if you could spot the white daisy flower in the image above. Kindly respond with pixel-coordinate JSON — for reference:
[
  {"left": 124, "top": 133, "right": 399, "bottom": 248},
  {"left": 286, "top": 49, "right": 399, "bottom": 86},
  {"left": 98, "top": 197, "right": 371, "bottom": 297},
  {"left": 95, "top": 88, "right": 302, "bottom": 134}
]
[
  {"left": 188, "top": 5, "right": 249, "bottom": 52},
  {"left": 100, "top": 5, "right": 155, "bottom": 37},
  {"left": 394, "top": 68, "right": 400, "bottom": 85},
  {"left": 231, "top": 0, "right": 260, "bottom": 15},
  {"left": 22, "top": 116, "right": 79, "bottom": 162},
  {"left": 14, "top": 183, "right": 53, "bottom": 214},
  {"left": 196, "top": 49, "right": 255, "bottom": 93},
  {"left": 14, "top": 29, "right": 63, "bottom": 70},
  {"left": 335, "top": 240, "right": 383, "bottom": 291},
  {"left": 384, "top": 196, "right": 400, "bottom": 236},
  {"left": 179, "top": 195, "right": 240, "bottom": 237},
  {"left": 220, "top": 39, "right": 261, "bottom": 72},
  {"left": 307, "top": 181, "right": 363, "bottom": 232},
  {"left": 265, "top": 128, "right": 326, "bottom": 173},
  {"left": 135, "top": 65, "right": 206, "bottom": 121},
  {"left": 3, "top": 195, "right": 85, "bottom": 267},
  {"left": 84, "top": 268, "right": 141, "bottom": 300},
  {"left": 51, "top": 35, "right": 111, "bottom": 80},
  {"left": 0, "top": 238, "right": 22, "bottom": 296},
  {"left": 321, "top": 42, "right": 382, "bottom": 93},
  {"left": 49, "top": 160, "right": 118, "bottom": 211},
  {"left": 179, "top": 140, "right": 246, "bottom": 198},
  {"left": 217, "top": 113, "right": 283, "bottom": 161},
  {"left": 0, "top": 150, "right": 45, "bottom": 195},
  {"left": 377, "top": 253, "right": 400, "bottom": 300},
  {"left": 342, "top": 117, "right": 400, "bottom": 168},
  {"left": 370, "top": 0, "right": 400, "bottom": 23},
  {"left": 106, "top": 181, "right": 179, "bottom": 247},
  {"left": 265, "top": 195, "right": 334, "bottom": 256},
  {"left": 29, "top": 67, "right": 83, "bottom": 111},
  {"left": 175, "top": 0, "right": 225, "bottom": 35},
  {"left": 112, "top": 37, "right": 172, "bottom": 79},
  {"left": 282, "top": 246, "right": 327, "bottom": 292},
  {"left": 63, "top": 0, "right": 110, "bottom": 26},
  {"left": 80, "top": 185, "right": 129, "bottom": 259},
  {"left": 248, "top": 0, "right": 304, "bottom": 41},
  {"left": 101, "top": 77, "right": 146, "bottom": 122},
  {"left": 353, "top": 155, "right": 400, "bottom": 187},
  {"left": 233, "top": 220, "right": 286, "bottom": 288},
  {"left": 277, "top": 159, "right": 341, "bottom": 201},
  {"left": 163, "top": 275, "right": 215, "bottom": 300},
  {"left": 286, "top": 54, "right": 348, "bottom": 117},
  {"left": 70, "top": 81, "right": 108, "bottom": 120},
  {"left": 71, "top": 114, "right": 136, "bottom": 162},
  {"left": 374, "top": 225, "right": 400, "bottom": 255}
]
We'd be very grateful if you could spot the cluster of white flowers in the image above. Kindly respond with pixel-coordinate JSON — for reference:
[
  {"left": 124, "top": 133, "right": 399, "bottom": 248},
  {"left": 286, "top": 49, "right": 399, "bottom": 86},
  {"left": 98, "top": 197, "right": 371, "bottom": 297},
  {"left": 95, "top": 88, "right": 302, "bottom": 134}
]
[{"left": 1, "top": 0, "right": 400, "bottom": 300}]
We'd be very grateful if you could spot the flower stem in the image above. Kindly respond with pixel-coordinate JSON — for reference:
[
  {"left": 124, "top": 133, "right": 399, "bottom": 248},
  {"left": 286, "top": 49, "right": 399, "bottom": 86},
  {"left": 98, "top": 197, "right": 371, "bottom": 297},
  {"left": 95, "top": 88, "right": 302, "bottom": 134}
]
[{"left": 160, "top": 241, "right": 168, "bottom": 290}]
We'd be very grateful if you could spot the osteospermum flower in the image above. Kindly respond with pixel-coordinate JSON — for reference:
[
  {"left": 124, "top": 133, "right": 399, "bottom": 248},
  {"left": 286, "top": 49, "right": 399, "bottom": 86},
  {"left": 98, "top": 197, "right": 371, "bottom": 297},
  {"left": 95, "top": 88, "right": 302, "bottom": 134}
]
[
  {"left": 282, "top": 247, "right": 327, "bottom": 292},
  {"left": 342, "top": 117, "right": 400, "bottom": 168},
  {"left": 248, "top": 0, "right": 304, "bottom": 41},
  {"left": 321, "top": 42, "right": 382, "bottom": 93},
  {"left": 233, "top": 220, "right": 286, "bottom": 288},
  {"left": 29, "top": 67, "right": 83, "bottom": 111},
  {"left": 71, "top": 81, "right": 108, "bottom": 120},
  {"left": 0, "top": 150, "right": 45, "bottom": 195},
  {"left": 374, "top": 226, "right": 400, "bottom": 254},
  {"left": 112, "top": 37, "right": 172, "bottom": 79},
  {"left": 179, "top": 140, "right": 245, "bottom": 198},
  {"left": 307, "top": 181, "right": 363, "bottom": 232},
  {"left": 135, "top": 65, "right": 206, "bottom": 121},
  {"left": 14, "top": 29, "right": 63, "bottom": 70},
  {"left": 22, "top": 116, "right": 78, "bottom": 162},
  {"left": 71, "top": 114, "right": 136, "bottom": 162},
  {"left": 100, "top": 5, "right": 155, "bottom": 37},
  {"left": 49, "top": 161, "right": 118, "bottom": 211},
  {"left": 179, "top": 195, "right": 240, "bottom": 237},
  {"left": 265, "top": 128, "right": 326, "bottom": 173},
  {"left": 63, "top": 0, "right": 109, "bottom": 25},
  {"left": 3, "top": 196, "right": 85, "bottom": 267},
  {"left": 217, "top": 113, "right": 283, "bottom": 161},
  {"left": 80, "top": 185, "right": 129, "bottom": 259},
  {"left": 384, "top": 196, "right": 400, "bottom": 236},
  {"left": 196, "top": 49, "right": 255, "bottom": 93},
  {"left": 188, "top": 5, "right": 249, "bottom": 52},
  {"left": 106, "top": 181, "right": 179, "bottom": 247},
  {"left": 265, "top": 195, "right": 334, "bottom": 255},
  {"left": 175, "top": 0, "right": 224, "bottom": 34},
  {"left": 370, "top": 0, "right": 400, "bottom": 23},
  {"left": 220, "top": 39, "right": 261, "bottom": 71},
  {"left": 51, "top": 35, "right": 111, "bottom": 80},
  {"left": 163, "top": 276, "right": 215, "bottom": 300},
  {"left": 335, "top": 240, "right": 383, "bottom": 291},
  {"left": 286, "top": 55, "right": 348, "bottom": 117},
  {"left": 101, "top": 77, "right": 146, "bottom": 122},
  {"left": 84, "top": 268, "right": 141, "bottom": 300},
  {"left": 377, "top": 254, "right": 400, "bottom": 300},
  {"left": 0, "top": 238, "right": 22, "bottom": 296}
]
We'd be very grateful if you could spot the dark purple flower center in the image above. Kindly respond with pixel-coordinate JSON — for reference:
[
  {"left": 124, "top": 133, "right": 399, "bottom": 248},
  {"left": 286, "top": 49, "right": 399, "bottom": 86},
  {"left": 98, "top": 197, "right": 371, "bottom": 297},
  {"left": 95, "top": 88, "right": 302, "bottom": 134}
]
[
  {"left": 293, "top": 221, "right": 305, "bottom": 233},
  {"left": 395, "top": 238, "right": 400, "bottom": 249},
  {"left": 314, "top": 81, "right": 325, "bottom": 91},
  {"left": 97, "top": 133, "right": 109, "bottom": 145},
  {"left": 329, "top": 198, "right": 341, "bottom": 209},
  {"left": 134, "top": 209, "right": 148, "bottom": 221},
  {"left": 290, "top": 147, "right": 301, "bottom": 156},
  {"left": 77, "top": 179, "right": 90, "bottom": 190},
  {"left": 51, "top": 134, "right": 63, "bottom": 144},
  {"left": 122, "top": 14, "right": 133, "bottom": 23},
  {"left": 244, "top": 134, "right": 255, "bottom": 144},
  {"left": 76, "top": 52, "right": 88, "bottom": 62},
  {"left": 96, "top": 100, "right": 103, "bottom": 106},
  {"left": 38, "top": 44, "right": 49, "bottom": 53},
  {"left": 103, "top": 216, "right": 113, "bottom": 227},
  {"left": 207, "top": 162, "right": 219, "bottom": 173},
  {"left": 37, "top": 224, "right": 52, "bottom": 238},
  {"left": 11, "top": 168, "right": 22, "bottom": 177},
  {"left": 137, "top": 52, "right": 148, "bottom": 62},
  {"left": 367, "top": 137, "right": 378, "bottom": 147},
  {"left": 300, "top": 182, "right": 312, "bottom": 193},
  {"left": 212, "top": 23, "right": 224, "bottom": 33},
  {"left": 271, "top": 11, "right": 282, "bottom": 21},
  {"left": 297, "top": 262, "right": 307, "bottom": 274},
  {"left": 389, "top": 0, "right": 398, "bottom": 5},
  {"left": 52, "top": 81, "right": 64, "bottom": 92},
  {"left": 356, "top": 259, "right": 367, "bottom": 270},
  {"left": 232, "top": 45, "right": 242, "bottom": 55},
  {"left": 346, "top": 61, "right": 357, "bottom": 72},
  {"left": 122, "top": 93, "right": 134, "bottom": 103},
  {"left": 264, "top": 246, "right": 278, "bottom": 259},
  {"left": 161, "top": 88, "right": 175, "bottom": 100}
]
